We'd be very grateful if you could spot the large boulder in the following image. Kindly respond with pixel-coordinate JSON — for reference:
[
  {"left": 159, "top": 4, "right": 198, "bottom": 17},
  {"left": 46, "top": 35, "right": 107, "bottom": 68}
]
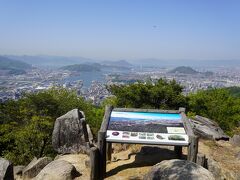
[
  {"left": 144, "top": 159, "right": 214, "bottom": 180},
  {"left": 52, "top": 109, "right": 90, "bottom": 154},
  {"left": 0, "top": 157, "right": 14, "bottom": 180},
  {"left": 35, "top": 160, "right": 79, "bottom": 180},
  {"left": 190, "top": 115, "right": 229, "bottom": 140},
  {"left": 22, "top": 157, "right": 52, "bottom": 179}
]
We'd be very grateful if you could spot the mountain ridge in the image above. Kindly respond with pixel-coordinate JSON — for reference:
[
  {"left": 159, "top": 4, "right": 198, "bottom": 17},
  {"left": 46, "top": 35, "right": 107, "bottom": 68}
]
[{"left": 0, "top": 56, "right": 32, "bottom": 75}]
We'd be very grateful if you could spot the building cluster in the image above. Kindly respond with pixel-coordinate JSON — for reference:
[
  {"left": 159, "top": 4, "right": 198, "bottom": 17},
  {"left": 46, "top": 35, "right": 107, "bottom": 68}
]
[{"left": 1, "top": 66, "right": 240, "bottom": 104}]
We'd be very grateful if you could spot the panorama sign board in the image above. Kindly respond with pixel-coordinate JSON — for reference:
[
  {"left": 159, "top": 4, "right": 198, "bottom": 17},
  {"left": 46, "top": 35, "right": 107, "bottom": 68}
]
[{"left": 106, "top": 110, "right": 189, "bottom": 146}]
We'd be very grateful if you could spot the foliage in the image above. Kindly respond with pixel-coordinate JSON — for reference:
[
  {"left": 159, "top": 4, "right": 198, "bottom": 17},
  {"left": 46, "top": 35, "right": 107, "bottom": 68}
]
[
  {"left": 225, "top": 86, "right": 240, "bottom": 98},
  {"left": 108, "top": 79, "right": 187, "bottom": 109},
  {"left": 0, "top": 88, "right": 103, "bottom": 165},
  {"left": 188, "top": 88, "right": 240, "bottom": 134},
  {"left": 1, "top": 80, "right": 240, "bottom": 165}
]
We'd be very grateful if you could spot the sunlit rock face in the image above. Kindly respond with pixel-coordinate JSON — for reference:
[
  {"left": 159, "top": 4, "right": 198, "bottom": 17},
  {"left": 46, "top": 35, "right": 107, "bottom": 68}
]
[{"left": 52, "top": 109, "right": 90, "bottom": 154}]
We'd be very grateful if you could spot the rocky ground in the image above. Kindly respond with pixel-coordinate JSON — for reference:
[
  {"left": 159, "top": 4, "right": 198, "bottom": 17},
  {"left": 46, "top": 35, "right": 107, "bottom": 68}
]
[
  {"left": 105, "top": 139, "right": 240, "bottom": 180},
  {"left": 11, "top": 138, "right": 240, "bottom": 179}
]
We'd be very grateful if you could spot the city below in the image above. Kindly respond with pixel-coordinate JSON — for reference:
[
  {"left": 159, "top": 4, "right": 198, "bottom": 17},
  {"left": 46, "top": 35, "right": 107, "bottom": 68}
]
[{"left": 1, "top": 56, "right": 240, "bottom": 106}]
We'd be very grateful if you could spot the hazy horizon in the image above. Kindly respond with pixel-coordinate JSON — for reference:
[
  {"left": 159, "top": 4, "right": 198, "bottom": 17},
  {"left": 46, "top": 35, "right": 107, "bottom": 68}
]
[{"left": 1, "top": 0, "right": 240, "bottom": 60}]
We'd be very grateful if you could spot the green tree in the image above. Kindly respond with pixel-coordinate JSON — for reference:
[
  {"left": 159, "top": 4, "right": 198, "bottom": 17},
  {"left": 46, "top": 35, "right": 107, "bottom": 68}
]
[
  {"left": 108, "top": 79, "right": 187, "bottom": 109},
  {"left": 188, "top": 88, "right": 240, "bottom": 134},
  {"left": 0, "top": 88, "right": 103, "bottom": 165}
]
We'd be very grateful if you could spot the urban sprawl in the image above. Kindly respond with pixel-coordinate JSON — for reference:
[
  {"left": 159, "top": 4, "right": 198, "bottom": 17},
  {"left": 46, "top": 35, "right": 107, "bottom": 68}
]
[{"left": 1, "top": 66, "right": 240, "bottom": 105}]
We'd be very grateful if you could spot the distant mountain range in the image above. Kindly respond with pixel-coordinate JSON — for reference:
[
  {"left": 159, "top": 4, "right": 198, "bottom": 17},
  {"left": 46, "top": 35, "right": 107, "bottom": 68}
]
[
  {"left": 131, "top": 59, "right": 240, "bottom": 67},
  {"left": 4, "top": 55, "right": 134, "bottom": 69},
  {"left": 5, "top": 55, "right": 93, "bottom": 68},
  {"left": 101, "top": 60, "right": 133, "bottom": 67},
  {"left": 2, "top": 55, "right": 240, "bottom": 68},
  {"left": 0, "top": 56, "right": 32, "bottom": 75}
]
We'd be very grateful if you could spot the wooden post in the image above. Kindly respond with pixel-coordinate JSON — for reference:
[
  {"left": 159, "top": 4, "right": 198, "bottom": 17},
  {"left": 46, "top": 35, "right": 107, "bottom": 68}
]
[
  {"left": 180, "top": 109, "right": 199, "bottom": 163},
  {"left": 187, "top": 136, "right": 199, "bottom": 162},
  {"left": 100, "top": 106, "right": 114, "bottom": 132},
  {"left": 196, "top": 153, "right": 207, "bottom": 168},
  {"left": 98, "top": 131, "right": 106, "bottom": 180},
  {"left": 97, "top": 105, "right": 113, "bottom": 179},
  {"left": 174, "top": 146, "right": 182, "bottom": 159},
  {"left": 90, "top": 147, "right": 100, "bottom": 180},
  {"left": 106, "top": 142, "right": 112, "bottom": 162}
]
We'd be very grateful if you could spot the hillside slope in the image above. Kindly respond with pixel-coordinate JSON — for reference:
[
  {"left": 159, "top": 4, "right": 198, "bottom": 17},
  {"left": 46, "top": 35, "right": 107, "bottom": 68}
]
[
  {"left": 60, "top": 64, "right": 101, "bottom": 72},
  {"left": 169, "top": 66, "right": 198, "bottom": 74},
  {"left": 0, "top": 56, "right": 32, "bottom": 75}
]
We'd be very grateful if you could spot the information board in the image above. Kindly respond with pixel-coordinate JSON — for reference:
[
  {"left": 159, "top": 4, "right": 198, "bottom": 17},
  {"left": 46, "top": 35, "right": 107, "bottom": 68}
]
[{"left": 106, "top": 110, "right": 189, "bottom": 146}]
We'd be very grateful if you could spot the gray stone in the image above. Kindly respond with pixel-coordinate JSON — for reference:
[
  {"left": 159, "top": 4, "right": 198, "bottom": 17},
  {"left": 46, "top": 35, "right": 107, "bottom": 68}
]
[
  {"left": 207, "top": 158, "right": 237, "bottom": 180},
  {"left": 87, "top": 124, "right": 94, "bottom": 144},
  {"left": 230, "top": 135, "right": 240, "bottom": 146},
  {"left": 128, "top": 175, "right": 142, "bottom": 180},
  {"left": 206, "top": 158, "right": 222, "bottom": 180},
  {"left": 85, "top": 160, "right": 90, "bottom": 168},
  {"left": 144, "top": 159, "right": 214, "bottom": 180},
  {"left": 35, "top": 160, "right": 79, "bottom": 180},
  {"left": 235, "top": 152, "right": 240, "bottom": 160},
  {"left": 190, "top": 115, "right": 229, "bottom": 140},
  {"left": 22, "top": 157, "right": 52, "bottom": 179},
  {"left": 52, "top": 109, "right": 90, "bottom": 154},
  {"left": 0, "top": 157, "right": 14, "bottom": 180},
  {"left": 14, "top": 165, "right": 25, "bottom": 175}
]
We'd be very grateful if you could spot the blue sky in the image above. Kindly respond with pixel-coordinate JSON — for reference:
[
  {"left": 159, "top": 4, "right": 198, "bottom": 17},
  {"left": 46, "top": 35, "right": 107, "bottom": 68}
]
[{"left": 0, "top": 0, "right": 239, "bottom": 60}]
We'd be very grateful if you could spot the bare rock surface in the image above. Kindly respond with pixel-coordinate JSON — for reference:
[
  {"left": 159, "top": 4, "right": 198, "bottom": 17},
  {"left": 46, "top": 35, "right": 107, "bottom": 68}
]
[
  {"left": 144, "top": 159, "right": 214, "bottom": 180},
  {"left": 35, "top": 160, "right": 79, "bottom": 180},
  {"left": 190, "top": 115, "right": 229, "bottom": 140},
  {"left": 86, "top": 124, "right": 94, "bottom": 144},
  {"left": 52, "top": 109, "right": 90, "bottom": 154},
  {"left": 236, "top": 152, "right": 240, "bottom": 160},
  {"left": 56, "top": 154, "right": 90, "bottom": 180},
  {"left": 14, "top": 165, "right": 25, "bottom": 175},
  {"left": 207, "top": 157, "right": 239, "bottom": 180},
  {"left": 0, "top": 157, "right": 14, "bottom": 180},
  {"left": 230, "top": 134, "right": 240, "bottom": 146},
  {"left": 14, "top": 165, "right": 25, "bottom": 180},
  {"left": 22, "top": 157, "right": 52, "bottom": 179}
]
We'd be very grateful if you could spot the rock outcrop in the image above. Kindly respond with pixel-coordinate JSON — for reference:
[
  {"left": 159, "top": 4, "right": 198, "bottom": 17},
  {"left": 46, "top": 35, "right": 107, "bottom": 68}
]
[
  {"left": 22, "top": 157, "right": 52, "bottom": 179},
  {"left": 14, "top": 165, "right": 25, "bottom": 176},
  {"left": 207, "top": 158, "right": 239, "bottom": 180},
  {"left": 144, "top": 159, "right": 214, "bottom": 180},
  {"left": 35, "top": 160, "right": 79, "bottom": 180},
  {"left": 190, "top": 115, "right": 229, "bottom": 140},
  {"left": 230, "top": 135, "right": 240, "bottom": 146},
  {"left": 87, "top": 124, "right": 94, "bottom": 144},
  {"left": 52, "top": 109, "right": 90, "bottom": 154},
  {"left": 0, "top": 157, "right": 14, "bottom": 180}
]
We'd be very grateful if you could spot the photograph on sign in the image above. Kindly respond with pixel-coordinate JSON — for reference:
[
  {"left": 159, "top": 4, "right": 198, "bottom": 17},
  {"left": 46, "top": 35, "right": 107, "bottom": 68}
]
[{"left": 106, "top": 111, "right": 188, "bottom": 145}]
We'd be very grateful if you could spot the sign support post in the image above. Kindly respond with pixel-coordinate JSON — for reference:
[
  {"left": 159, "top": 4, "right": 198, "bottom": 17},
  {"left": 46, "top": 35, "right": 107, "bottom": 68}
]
[{"left": 97, "top": 106, "right": 113, "bottom": 180}]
